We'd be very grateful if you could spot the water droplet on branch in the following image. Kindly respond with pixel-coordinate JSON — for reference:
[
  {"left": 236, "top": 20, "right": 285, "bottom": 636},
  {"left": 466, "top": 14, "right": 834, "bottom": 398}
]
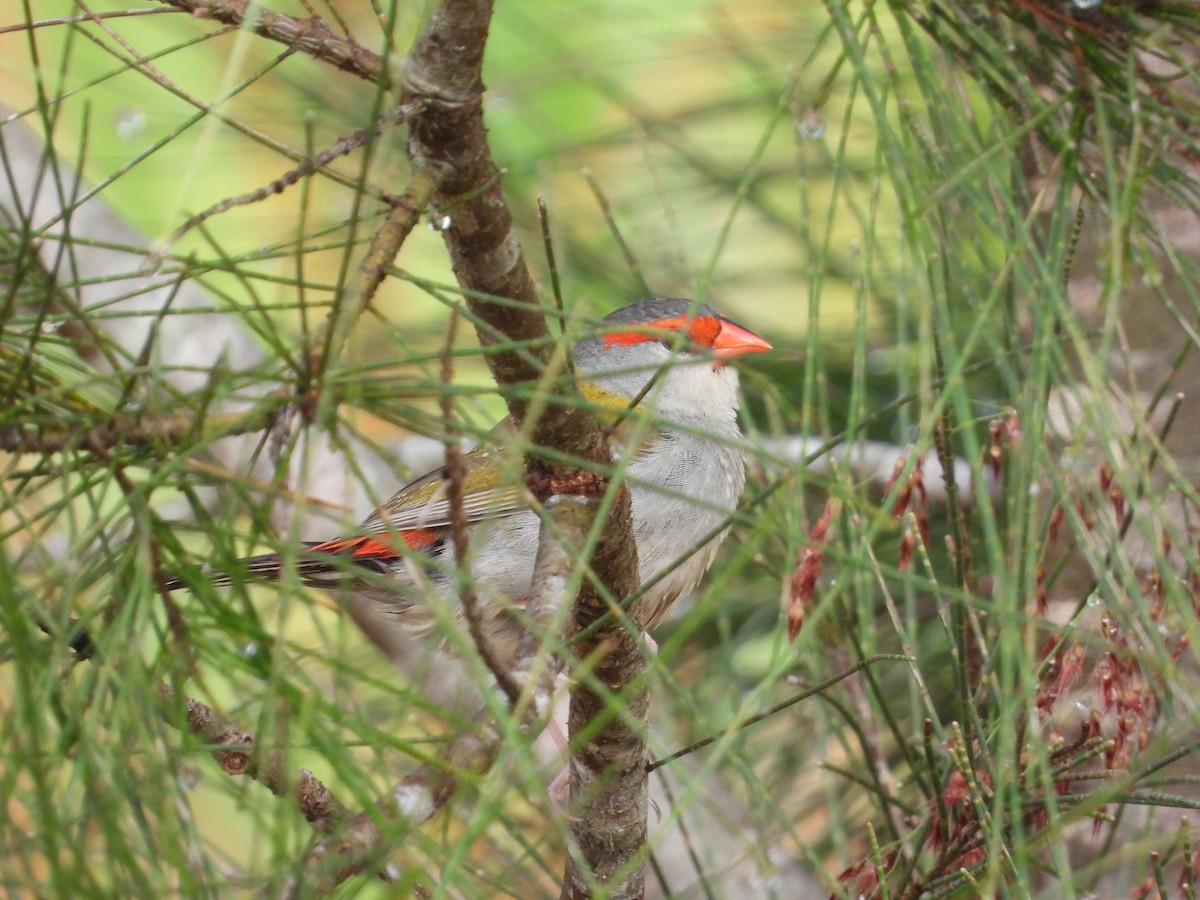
[{"left": 798, "top": 110, "right": 826, "bottom": 140}]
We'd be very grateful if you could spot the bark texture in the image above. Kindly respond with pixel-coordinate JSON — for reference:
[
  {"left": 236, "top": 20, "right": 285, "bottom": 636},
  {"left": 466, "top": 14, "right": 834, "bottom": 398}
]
[{"left": 400, "top": 3, "right": 647, "bottom": 895}]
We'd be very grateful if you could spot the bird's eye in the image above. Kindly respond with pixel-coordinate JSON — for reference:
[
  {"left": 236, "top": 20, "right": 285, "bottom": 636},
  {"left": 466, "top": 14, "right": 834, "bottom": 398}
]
[
  {"left": 659, "top": 336, "right": 696, "bottom": 354},
  {"left": 658, "top": 316, "right": 722, "bottom": 355}
]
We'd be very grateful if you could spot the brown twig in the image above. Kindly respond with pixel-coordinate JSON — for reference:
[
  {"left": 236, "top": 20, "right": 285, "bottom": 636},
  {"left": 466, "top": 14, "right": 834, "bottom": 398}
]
[
  {"left": 310, "top": 163, "right": 446, "bottom": 388},
  {"left": 0, "top": 408, "right": 278, "bottom": 456},
  {"left": 0, "top": 7, "right": 174, "bottom": 35},
  {"left": 149, "top": 0, "right": 386, "bottom": 85},
  {"left": 167, "top": 103, "right": 416, "bottom": 247},
  {"left": 157, "top": 683, "right": 355, "bottom": 835}
]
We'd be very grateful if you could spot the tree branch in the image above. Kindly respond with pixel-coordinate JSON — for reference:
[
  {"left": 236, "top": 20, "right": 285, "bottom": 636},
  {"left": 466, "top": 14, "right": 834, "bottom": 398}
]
[
  {"left": 312, "top": 160, "right": 446, "bottom": 381},
  {"left": 149, "top": 0, "right": 387, "bottom": 85},
  {"left": 400, "top": 2, "right": 646, "bottom": 895},
  {"left": 157, "top": 683, "right": 355, "bottom": 835},
  {"left": 0, "top": 409, "right": 277, "bottom": 456}
]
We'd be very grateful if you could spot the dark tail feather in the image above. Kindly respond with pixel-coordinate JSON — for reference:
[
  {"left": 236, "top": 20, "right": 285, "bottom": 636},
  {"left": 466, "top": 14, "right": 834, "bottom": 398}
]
[
  {"left": 163, "top": 543, "right": 389, "bottom": 592},
  {"left": 162, "top": 552, "right": 284, "bottom": 591}
]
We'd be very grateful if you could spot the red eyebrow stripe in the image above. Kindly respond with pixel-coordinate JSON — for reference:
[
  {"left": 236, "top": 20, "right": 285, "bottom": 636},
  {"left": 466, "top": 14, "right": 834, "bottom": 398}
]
[
  {"left": 308, "top": 530, "right": 439, "bottom": 559},
  {"left": 603, "top": 314, "right": 720, "bottom": 347}
]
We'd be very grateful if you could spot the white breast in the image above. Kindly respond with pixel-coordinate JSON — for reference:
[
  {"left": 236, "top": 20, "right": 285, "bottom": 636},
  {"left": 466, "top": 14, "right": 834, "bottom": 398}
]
[{"left": 626, "top": 426, "right": 746, "bottom": 625}]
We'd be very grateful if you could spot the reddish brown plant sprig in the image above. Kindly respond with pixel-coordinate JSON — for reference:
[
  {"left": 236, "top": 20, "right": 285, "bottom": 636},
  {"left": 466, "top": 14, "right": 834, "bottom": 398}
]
[
  {"left": 1035, "top": 597, "right": 1165, "bottom": 771},
  {"left": 1190, "top": 537, "right": 1200, "bottom": 619},
  {"left": 906, "top": 728, "right": 1111, "bottom": 896},
  {"left": 931, "top": 768, "right": 992, "bottom": 856},
  {"left": 1047, "top": 503, "right": 1065, "bottom": 547},
  {"left": 787, "top": 499, "right": 838, "bottom": 642},
  {"left": 1036, "top": 639, "right": 1085, "bottom": 717},
  {"left": 1088, "top": 613, "right": 1161, "bottom": 770},
  {"left": 1098, "top": 462, "right": 1127, "bottom": 523},
  {"left": 1035, "top": 561, "right": 1049, "bottom": 616},
  {"left": 882, "top": 454, "right": 912, "bottom": 517},
  {"left": 1037, "top": 457, "right": 1146, "bottom": 619},
  {"left": 898, "top": 529, "right": 918, "bottom": 574},
  {"left": 875, "top": 554, "right": 1181, "bottom": 900},
  {"left": 1034, "top": 543, "right": 1182, "bottom": 776},
  {"left": 987, "top": 411, "right": 1022, "bottom": 482},
  {"left": 1130, "top": 873, "right": 1159, "bottom": 900},
  {"left": 832, "top": 848, "right": 898, "bottom": 900},
  {"left": 883, "top": 455, "right": 931, "bottom": 574},
  {"left": 883, "top": 454, "right": 931, "bottom": 545},
  {"left": 1075, "top": 496, "right": 1096, "bottom": 532},
  {"left": 902, "top": 760, "right": 994, "bottom": 896}
]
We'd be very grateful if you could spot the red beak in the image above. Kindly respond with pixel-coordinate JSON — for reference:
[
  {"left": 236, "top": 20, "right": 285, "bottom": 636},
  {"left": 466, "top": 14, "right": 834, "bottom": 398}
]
[{"left": 712, "top": 319, "right": 773, "bottom": 358}]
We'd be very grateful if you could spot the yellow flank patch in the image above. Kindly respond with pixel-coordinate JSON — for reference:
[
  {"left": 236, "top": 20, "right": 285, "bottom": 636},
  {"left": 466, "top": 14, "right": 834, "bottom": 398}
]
[{"left": 579, "top": 381, "right": 635, "bottom": 417}]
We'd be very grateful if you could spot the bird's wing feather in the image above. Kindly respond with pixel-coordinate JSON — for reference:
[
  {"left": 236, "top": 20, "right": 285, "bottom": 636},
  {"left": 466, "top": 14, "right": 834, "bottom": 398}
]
[{"left": 358, "top": 442, "right": 528, "bottom": 535}]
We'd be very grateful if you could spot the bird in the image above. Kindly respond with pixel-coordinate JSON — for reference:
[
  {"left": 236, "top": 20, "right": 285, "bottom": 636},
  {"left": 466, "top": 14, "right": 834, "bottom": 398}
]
[{"left": 166, "top": 298, "right": 771, "bottom": 667}]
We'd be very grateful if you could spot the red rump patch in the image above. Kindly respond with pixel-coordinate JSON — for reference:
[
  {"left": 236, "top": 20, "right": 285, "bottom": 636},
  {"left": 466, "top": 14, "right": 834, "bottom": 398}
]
[
  {"left": 309, "top": 530, "right": 438, "bottom": 559},
  {"left": 603, "top": 314, "right": 722, "bottom": 349}
]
